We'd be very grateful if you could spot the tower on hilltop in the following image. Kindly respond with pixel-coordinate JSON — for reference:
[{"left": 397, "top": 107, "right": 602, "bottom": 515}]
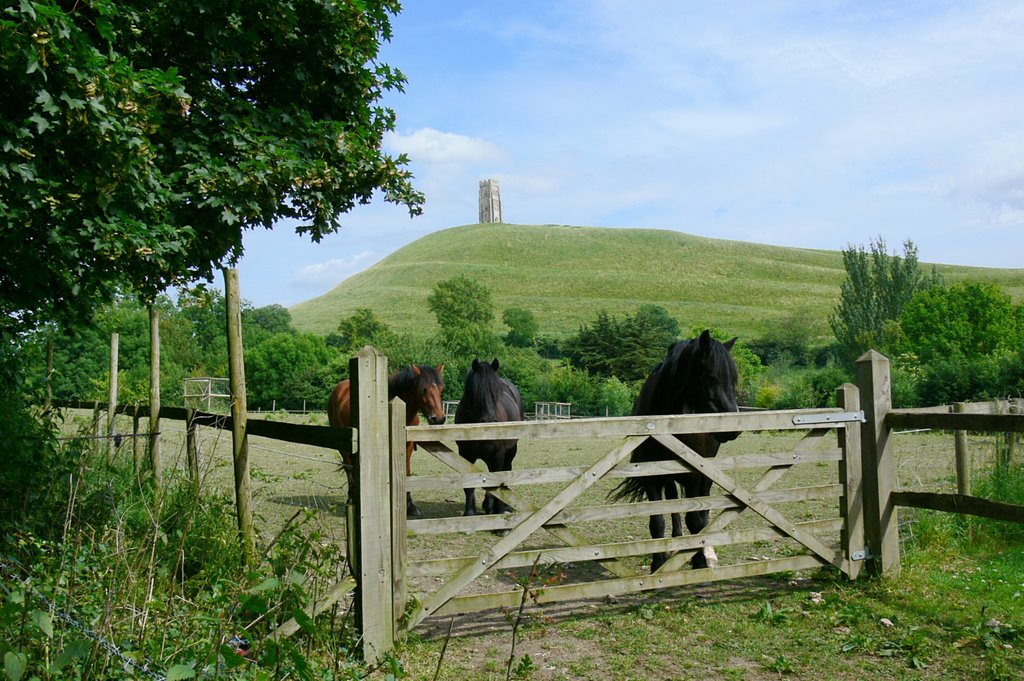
[{"left": 478, "top": 179, "right": 502, "bottom": 223}]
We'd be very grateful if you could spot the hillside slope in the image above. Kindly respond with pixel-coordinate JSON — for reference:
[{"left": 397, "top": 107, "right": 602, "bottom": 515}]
[{"left": 290, "top": 223, "right": 1023, "bottom": 341}]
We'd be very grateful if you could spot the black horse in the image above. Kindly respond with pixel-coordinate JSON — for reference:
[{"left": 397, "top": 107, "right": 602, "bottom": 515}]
[
  {"left": 455, "top": 358, "right": 525, "bottom": 516},
  {"left": 611, "top": 330, "right": 740, "bottom": 573}
]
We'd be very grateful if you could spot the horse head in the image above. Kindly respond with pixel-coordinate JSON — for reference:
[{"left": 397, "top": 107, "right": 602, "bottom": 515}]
[
  {"left": 411, "top": 364, "right": 446, "bottom": 425},
  {"left": 688, "top": 330, "right": 740, "bottom": 442}
]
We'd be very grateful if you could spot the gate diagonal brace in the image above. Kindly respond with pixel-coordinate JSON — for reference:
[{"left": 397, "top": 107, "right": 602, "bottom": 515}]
[
  {"left": 658, "top": 428, "right": 833, "bottom": 573},
  {"left": 651, "top": 434, "right": 846, "bottom": 572},
  {"left": 408, "top": 436, "right": 643, "bottom": 629},
  {"left": 417, "top": 442, "right": 639, "bottom": 579}
]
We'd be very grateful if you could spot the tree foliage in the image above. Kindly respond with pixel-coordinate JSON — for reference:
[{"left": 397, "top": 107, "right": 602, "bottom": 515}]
[
  {"left": 1, "top": 0, "right": 422, "bottom": 335},
  {"left": 899, "top": 282, "right": 1021, "bottom": 364},
  {"left": 828, "top": 238, "right": 940, "bottom": 362},
  {"left": 565, "top": 305, "right": 680, "bottom": 381},
  {"left": 426, "top": 275, "right": 501, "bottom": 358},
  {"left": 502, "top": 307, "right": 539, "bottom": 348}
]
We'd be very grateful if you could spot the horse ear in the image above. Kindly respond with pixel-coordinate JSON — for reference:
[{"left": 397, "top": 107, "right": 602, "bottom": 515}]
[
  {"left": 472, "top": 359, "right": 481, "bottom": 370},
  {"left": 411, "top": 364, "right": 421, "bottom": 377},
  {"left": 698, "top": 329, "right": 712, "bottom": 350},
  {"left": 436, "top": 363, "right": 444, "bottom": 376},
  {"left": 723, "top": 337, "right": 737, "bottom": 351},
  {"left": 491, "top": 358, "right": 500, "bottom": 371}
]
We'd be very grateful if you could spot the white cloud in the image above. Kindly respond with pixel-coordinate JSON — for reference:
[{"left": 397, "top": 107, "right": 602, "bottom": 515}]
[
  {"left": 292, "top": 252, "right": 375, "bottom": 288},
  {"left": 385, "top": 128, "right": 504, "bottom": 165}
]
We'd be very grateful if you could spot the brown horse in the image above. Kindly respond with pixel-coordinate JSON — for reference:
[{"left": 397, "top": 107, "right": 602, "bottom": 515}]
[{"left": 327, "top": 364, "right": 445, "bottom": 518}]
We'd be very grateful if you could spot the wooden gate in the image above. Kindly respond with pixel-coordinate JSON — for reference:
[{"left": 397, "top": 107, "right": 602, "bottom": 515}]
[{"left": 348, "top": 348, "right": 870, "bottom": 663}]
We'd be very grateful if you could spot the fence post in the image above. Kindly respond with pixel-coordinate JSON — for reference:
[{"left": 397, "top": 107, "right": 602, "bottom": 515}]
[
  {"left": 837, "top": 383, "right": 864, "bottom": 580},
  {"left": 225, "top": 268, "right": 254, "bottom": 566},
  {"left": 186, "top": 407, "right": 200, "bottom": 487},
  {"left": 953, "top": 402, "right": 971, "bottom": 494},
  {"left": 350, "top": 346, "right": 393, "bottom": 664},
  {"left": 389, "top": 397, "right": 408, "bottom": 635},
  {"left": 107, "top": 332, "right": 119, "bottom": 463},
  {"left": 1007, "top": 398, "right": 1022, "bottom": 467},
  {"left": 132, "top": 405, "right": 141, "bottom": 473},
  {"left": 855, "top": 350, "right": 900, "bottom": 577},
  {"left": 148, "top": 306, "right": 161, "bottom": 485}
]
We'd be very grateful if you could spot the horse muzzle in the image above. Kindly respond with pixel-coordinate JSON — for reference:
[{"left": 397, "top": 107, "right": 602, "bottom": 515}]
[{"left": 427, "top": 415, "right": 446, "bottom": 425}]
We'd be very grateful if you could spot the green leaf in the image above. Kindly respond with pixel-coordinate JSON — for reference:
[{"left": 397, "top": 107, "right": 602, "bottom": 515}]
[
  {"left": 30, "top": 610, "right": 53, "bottom": 638},
  {"left": 293, "top": 607, "right": 315, "bottom": 633},
  {"left": 4, "top": 651, "right": 27, "bottom": 681},
  {"left": 165, "top": 663, "right": 196, "bottom": 680},
  {"left": 251, "top": 577, "right": 280, "bottom": 593},
  {"left": 50, "top": 639, "right": 90, "bottom": 673}
]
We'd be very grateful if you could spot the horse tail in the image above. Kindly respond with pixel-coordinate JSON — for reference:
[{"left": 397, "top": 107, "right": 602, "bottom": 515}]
[{"left": 608, "top": 476, "right": 649, "bottom": 503}]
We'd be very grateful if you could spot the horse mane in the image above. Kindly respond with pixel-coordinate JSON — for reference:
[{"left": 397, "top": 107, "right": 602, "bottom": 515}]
[{"left": 460, "top": 360, "right": 521, "bottom": 422}]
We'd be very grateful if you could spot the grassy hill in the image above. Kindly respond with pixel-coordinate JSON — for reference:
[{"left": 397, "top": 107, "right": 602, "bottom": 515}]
[{"left": 290, "top": 223, "right": 1023, "bottom": 343}]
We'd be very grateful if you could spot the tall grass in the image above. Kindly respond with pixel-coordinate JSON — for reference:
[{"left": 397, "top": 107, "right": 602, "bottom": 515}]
[{"left": 0, "top": 424, "right": 381, "bottom": 679}]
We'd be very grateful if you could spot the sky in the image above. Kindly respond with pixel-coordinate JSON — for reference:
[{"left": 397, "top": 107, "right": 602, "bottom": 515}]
[{"left": 233, "top": 0, "right": 1024, "bottom": 308}]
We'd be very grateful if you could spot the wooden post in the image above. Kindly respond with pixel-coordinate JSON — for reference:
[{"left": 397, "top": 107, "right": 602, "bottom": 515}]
[
  {"left": 838, "top": 383, "right": 864, "bottom": 580},
  {"left": 1007, "top": 398, "right": 1022, "bottom": 467},
  {"left": 107, "top": 332, "right": 119, "bottom": 463},
  {"left": 148, "top": 306, "right": 161, "bottom": 484},
  {"left": 350, "top": 346, "right": 393, "bottom": 664},
  {"left": 132, "top": 405, "right": 141, "bottom": 473},
  {"left": 225, "top": 268, "right": 254, "bottom": 565},
  {"left": 186, "top": 407, "right": 200, "bottom": 487},
  {"left": 953, "top": 402, "right": 971, "bottom": 494},
  {"left": 389, "top": 397, "right": 408, "bottom": 634},
  {"left": 856, "top": 350, "right": 900, "bottom": 577}
]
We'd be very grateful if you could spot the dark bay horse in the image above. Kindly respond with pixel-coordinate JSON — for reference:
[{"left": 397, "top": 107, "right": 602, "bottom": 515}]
[
  {"left": 327, "top": 363, "right": 445, "bottom": 518},
  {"left": 611, "top": 330, "right": 740, "bottom": 572},
  {"left": 455, "top": 358, "right": 525, "bottom": 516}
]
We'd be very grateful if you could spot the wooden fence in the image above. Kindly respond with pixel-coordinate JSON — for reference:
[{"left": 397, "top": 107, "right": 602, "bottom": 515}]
[{"left": 51, "top": 348, "right": 1024, "bottom": 665}]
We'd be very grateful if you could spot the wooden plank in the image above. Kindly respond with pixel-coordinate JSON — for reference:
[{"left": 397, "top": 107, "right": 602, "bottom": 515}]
[
  {"left": 406, "top": 436, "right": 643, "bottom": 629},
  {"left": 892, "top": 492, "right": 1024, "bottom": 524},
  {"left": 416, "top": 442, "right": 638, "bottom": 580},
  {"left": 407, "top": 408, "right": 853, "bottom": 442},
  {"left": 389, "top": 398, "right": 408, "bottom": 632},
  {"left": 268, "top": 578, "right": 356, "bottom": 641},
  {"left": 838, "top": 383, "right": 865, "bottom": 580},
  {"left": 887, "top": 411, "right": 1024, "bottom": 432},
  {"left": 408, "top": 484, "right": 844, "bottom": 536},
  {"left": 406, "top": 449, "right": 843, "bottom": 491},
  {"left": 651, "top": 434, "right": 846, "bottom": 571},
  {"left": 429, "top": 555, "right": 826, "bottom": 618},
  {"left": 409, "top": 518, "right": 844, "bottom": 577}
]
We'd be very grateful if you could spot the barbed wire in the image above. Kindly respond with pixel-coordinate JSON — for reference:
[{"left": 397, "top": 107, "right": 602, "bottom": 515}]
[{"left": 0, "top": 559, "right": 167, "bottom": 681}]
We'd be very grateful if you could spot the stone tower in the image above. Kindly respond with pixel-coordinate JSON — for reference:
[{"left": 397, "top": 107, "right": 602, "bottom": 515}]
[{"left": 478, "top": 179, "right": 502, "bottom": 223}]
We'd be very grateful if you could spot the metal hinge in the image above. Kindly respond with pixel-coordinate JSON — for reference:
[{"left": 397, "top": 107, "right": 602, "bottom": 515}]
[
  {"left": 851, "top": 548, "right": 874, "bottom": 561},
  {"left": 792, "top": 411, "right": 866, "bottom": 426}
]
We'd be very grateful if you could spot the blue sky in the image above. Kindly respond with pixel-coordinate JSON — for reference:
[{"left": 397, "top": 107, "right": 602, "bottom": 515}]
[{"left": 234, "top": 1, "right": 1024, "bottom": 308}]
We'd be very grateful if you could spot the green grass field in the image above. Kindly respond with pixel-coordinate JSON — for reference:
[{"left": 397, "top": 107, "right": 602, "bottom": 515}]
[
  {"left": 289, "top": 223, "right": 1024, "bottom": 342},
  {"left": 72, "top": 407, "right": 1023, "bottom": 680}
]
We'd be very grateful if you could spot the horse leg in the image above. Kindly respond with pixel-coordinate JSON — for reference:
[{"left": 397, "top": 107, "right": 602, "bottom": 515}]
[
  {"left": 405, "top": 442, "right": 422, "bottom": 518},
  {"left": 463, "top": 486, "right": 478, "bottom": 516},
  {"left": 647, "top": 480, "right": 669, "bottom": 573},
  {"left": 488, "top": 445, "right": 516, "bottom": 515},
  {"left": 684, "top": 473, "right": 716, "bottom": 569}
]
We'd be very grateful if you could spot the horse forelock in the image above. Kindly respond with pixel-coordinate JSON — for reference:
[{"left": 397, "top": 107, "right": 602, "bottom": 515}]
[{"left": 462, "top": 363, "right": 521, "bottom": 421}]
